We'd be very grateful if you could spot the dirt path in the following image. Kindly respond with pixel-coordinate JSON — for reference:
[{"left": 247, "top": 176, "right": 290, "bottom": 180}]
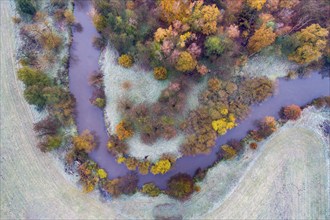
[{"left": 1, "top": 1, "right": 329, "bottom": 219}]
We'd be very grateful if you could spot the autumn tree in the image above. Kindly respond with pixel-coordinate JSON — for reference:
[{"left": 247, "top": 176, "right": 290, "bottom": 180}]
[
  {"left": 247, "top": 0, "right": 266, "bottom": 11},
  {"left": 115, "top": 120, "right": 134, "bottom": 141},
  {"left": 118, "top": 54, "right": 134, "bottom": 68},
  {"left": 282, "top": 104, "right": 302, "bottom": 120},
  {"left": 141, "top": 183, "right": 162, "bottom": 197},
  {"left": 258, "top": 116, "right": 277, "bottom": 138},
  {"left": 73, "top": 130, "right": 97, "bottom": 153},
  {"left": 189, "top": 1, "right": 221, "bottom": 35},
  {"left": 175, "top": 51, "right": 197, "bottom": 72},
  {"left": 34, "top": 116, "right": 60, "bottom": 136},
  {"left": 289, "top": 24, "right": 328, "bottom": 64},
  {"left": 247, "top": 25, "right": 276, "bottom": 53},
  {"left": 150, "top": 159, "right": 171, "bottom": 175},
  {"left": 166, "top": 173, "right": 194, "bottom": 200},
  {"left": 159, "top": 0, "right": 192, "bottom": 24},
  {"left": 154, "top": 67, "right": 168, "bottom": 80}
]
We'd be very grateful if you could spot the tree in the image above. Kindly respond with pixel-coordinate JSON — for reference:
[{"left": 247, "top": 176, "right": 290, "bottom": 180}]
[
  {"left": 153, "top": 67, "right": 168, "bottom": 80},
  {"left": 190, "top": 1, "right": 221, "bottom": 35},
  {"left": 204, "top": 36, "right": 226, "bottom": 56},
  {"left": 34, "top": 116, "right": 60, "bottom": 136},
  {"left": 282, "top": 104, "right": 302, "bottom": 120},
  {"left": 16, "top": 0, "right": 37, "bottom": 16},
  {"left": 159, "top": 0, "right": 192, "bottom": 24},
  {"left": 258, "top": 116, "right": 277, "bottom": 138},
  {"left": 247, "top": 0, "right": 266, "bottom": 11},
  {"left": 150, "top": 159, "right": 171, "bottom": 175},
  {"left": 73, "top": 130, "right": 97, "bottom": 153},
  {"left": 289, "top": 24, "right": 328, "bottom": 64},
  {"left": 24, "top": 85, "right": 47, "bottom": 108},
  {"left": 17, "top": 66, "right": 51, "bottom": 87},
  {"left": 175, "top": 51, "right": 197, "bottom": 72},
  {"left": 118, "top": 54, "right": 134, "bottom": 68},
  {"left": 166, "top": 173, "right": 194, "bottom": 200},
  {"left": 115, "top": 120, "right": 134, "bottom": 141},
  {"left": 247, "top": 25, "right": 276, "bottom": 53}
]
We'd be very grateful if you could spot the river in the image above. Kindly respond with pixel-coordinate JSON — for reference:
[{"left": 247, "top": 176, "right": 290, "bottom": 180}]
[{"left": 69, "top": 1, "right": 330, "bottom": 189}]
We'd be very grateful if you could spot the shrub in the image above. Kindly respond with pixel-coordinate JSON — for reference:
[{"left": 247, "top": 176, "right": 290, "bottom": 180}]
[
  {"left": 246, "top": 0, "right": 266, "bottom": 10},
  {"left": 175, "top": 52, "right": 197, "bottom": 72},
  {"left": 220, "top": 144, "right": 237, "bottom": 159},
  {"left": 153, "top": 67, "right": 168, "bottom": 80},
  {"left": 78, "top": 160, "right": 99, "bottom": 193},
  {"left": 141, "top": 183, "right": 162, "bottom": 197},
  {"left": 193, "top": 168, "right": 207, "bottom": 182},
  {"left": 166, "top": 173, "right": 194, "bottom": 200},
  {"left": 38, "top": 31, "right": 63, "bottom": 51},
  {"left": 115, "top": 120, "right": 134, "bottom": 141},
  {"left": 150, "top": 159, "right": 171, "bottom": 175},
  {"left": 93, "top": 98, "right": 106, "bottom": 108},
  {"left": 282, "top": 104, "right": 302, "bottom": 120},
  {"left": 118, "top": 54, "right": 134, "bottom": 68},
  {"left": 250, "top": 142, "right": 258, "bottom": 149},
  {"left": 73, "top": 130, "right": 97, "bottom": 153},
  {"left": 97, "top": 169, "right": 107, "bottom": 179},
  {"left": 48, "top": 91, "right": 76, "bottom": 125}
]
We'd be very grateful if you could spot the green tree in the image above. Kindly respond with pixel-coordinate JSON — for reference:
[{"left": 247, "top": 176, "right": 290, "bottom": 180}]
[
  {"left": 204, "top": 36, "right": 226, "bottom": 56},
  {"left": 24, "top": 85, "right": 47, "bottom": 108},
  {"left": 17, "top": 66, "right": 51, "bottom": 87}
]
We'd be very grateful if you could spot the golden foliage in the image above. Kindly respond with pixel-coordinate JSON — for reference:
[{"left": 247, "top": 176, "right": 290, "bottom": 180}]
[
  {"left": 175, "top": 51, "right": 197, "bottom": 72},
  {"left": 97, "top": 169, "right": 107, "bottom": 179},
  {"left": 247, "top": 0, "right": 267, "bottom": 11},
  {"left": 208, "top": 77, "right": 221, "bottom": 91},
  {"left": 247, "top": 25, "right": 276, "bottom": 53},
  {"left": 124, "top": 157, "right": 138, "bottom": 171},
  {"left": 118, "top": 54, "right": 134, "bottom": 68},
  {"left": 154, "top": 26, "right": 173, "bottom": 43},
  {"left": 289, "top": 24, "right": 328, "bottom": 64},
  {"left": 211, "top": 110, "right": 237, "bottom": 135},
  {"left": 150, "top": 159, "right": 171, "bottom": 175},
  {"left": 159, "top": 0, "right": 192, "bottom": 24},
  {"left": 73, "top": 130, "right": 96, "bottom": 153},
  {"left": 190, "top": 1, "right": 221, "bottom": 35},
  {"left": 115, "top": 120, "right": 134, "bottom": 141},
  {"left": 153, "top": 67, "right": 168, "bottom": 80}
]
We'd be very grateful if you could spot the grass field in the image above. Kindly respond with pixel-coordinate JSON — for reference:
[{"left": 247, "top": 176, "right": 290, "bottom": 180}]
[{"left": 1, "top": 1, "right": 329, "bottom": 219}]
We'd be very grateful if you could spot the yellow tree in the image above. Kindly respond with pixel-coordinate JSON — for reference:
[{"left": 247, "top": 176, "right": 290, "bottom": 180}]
[
  {"left": 190, "top": 1, "right": 221, "bottom": 35},
  {"left": 289, "top": 24, "right": 328, "bottom": 64},
  {"left": 247, "top": 25, "right": 276, "bottom": 53},
  {"left": 150, "top": 159, "right": 171, "bottom": 175},
  {"left": 159, "top": 0, "right": 192, "bottom": 24},
  {"left": 73, "top": 130, "right": 97, "bottom": 153},
  {"left": 247, "top": 0, "right": 267, "bottom": 11},
  {"left": 175, "top": 51, "right": 197, "bottom": 72}
]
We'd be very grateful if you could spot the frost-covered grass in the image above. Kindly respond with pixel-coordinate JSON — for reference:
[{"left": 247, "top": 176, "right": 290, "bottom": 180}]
[
  {"left": 101, "top": 46, "right": 169, "bottom": 134},
  {"left": 101, "top": 45, "right": 207, "bottom": 161},
  {"left": 237, "top": 54, "right": 299, "bottom": 80}
]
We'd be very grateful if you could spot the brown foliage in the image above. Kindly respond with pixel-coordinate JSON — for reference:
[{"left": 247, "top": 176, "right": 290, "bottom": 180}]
[
  {"left": 73, "top": 130, "right": 97, "bottom": 153},
  {"left": 33, "top": 116, "right": 60, "bottom": 136},
  {"left": 282, "top": 104, "right": 302, "bottom": 120},
  {"left": 103, "top": 172, "right": 138, "bottom": 197},
  {"left": 166, "top": 173, "right": 194, "bottom": 200},
  {"left": 107, "top": 135, "right": 128, "bottom": 156}
]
